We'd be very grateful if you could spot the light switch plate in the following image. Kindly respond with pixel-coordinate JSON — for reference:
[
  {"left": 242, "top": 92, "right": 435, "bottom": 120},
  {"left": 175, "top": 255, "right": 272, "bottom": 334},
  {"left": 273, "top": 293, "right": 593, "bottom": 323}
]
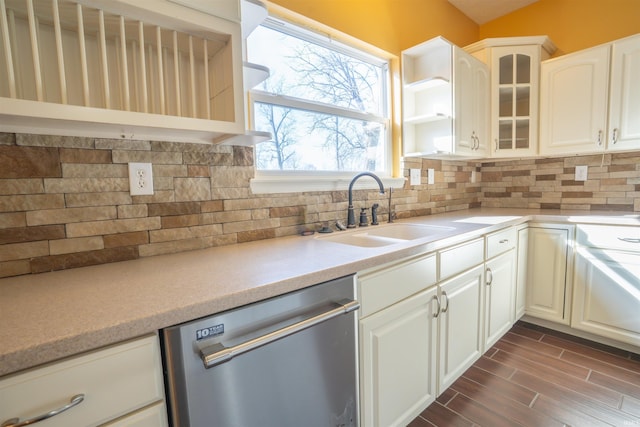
[
  {"left": 575, "top": 165, "right": 588, "bottom": 181},
  {"left": 128, "top": 162, "right": 154, "bottom": 195},
  {"left": 410, "top": 168, "right": 421, "bottom": 185}
]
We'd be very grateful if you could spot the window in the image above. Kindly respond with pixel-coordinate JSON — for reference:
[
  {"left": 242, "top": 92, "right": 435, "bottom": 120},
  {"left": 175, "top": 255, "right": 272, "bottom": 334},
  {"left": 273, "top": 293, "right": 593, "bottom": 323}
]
[{"left": 247, "top": 17, "right": 396, "bottom": 193}]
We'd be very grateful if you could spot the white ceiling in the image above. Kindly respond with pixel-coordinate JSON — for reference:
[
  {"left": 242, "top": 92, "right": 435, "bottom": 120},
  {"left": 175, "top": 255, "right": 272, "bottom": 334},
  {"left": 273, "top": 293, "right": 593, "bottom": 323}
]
[{"left": 447, "top": 0, "right": 540, "bottom": 25}]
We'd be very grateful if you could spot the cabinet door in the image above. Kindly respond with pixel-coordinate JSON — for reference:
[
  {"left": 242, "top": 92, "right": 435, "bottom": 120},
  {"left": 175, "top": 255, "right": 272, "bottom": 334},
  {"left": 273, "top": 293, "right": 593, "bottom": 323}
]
[
  {"left": 360, "top": 287, "right": 438, "bottom": 427},
  {"left": 491, "top": 46, "right": 540, "bottom": 157},
  {"left": 607, "top": 35, "right": 640, "bottom": 151},
  {"left": 484, "top": 250, "right": 516, "bottom": 349},
  {"left": 525, "top": 225, "right": 573, "bottom": 324},
  {"left": 572, "top": 248, "right": 640, "bottom": 347},
  {"left": 454, "top": 49, "right": 489, "bottom": 157},
  {"left": 515, "top": 226, "right": 529, "bottom": 319},
  {"left": 539, "top": 45, "right": 610, "bottom": 155},
  {"left": 438, "top": 265, "right": 483, "bottom": 392}
]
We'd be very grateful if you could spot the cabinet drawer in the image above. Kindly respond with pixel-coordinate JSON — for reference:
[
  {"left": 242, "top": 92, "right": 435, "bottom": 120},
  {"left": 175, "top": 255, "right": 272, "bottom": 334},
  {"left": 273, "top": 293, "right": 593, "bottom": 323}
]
[
  {"left": 577, "top": 224, "right": 640, "bottom": 251},
  {"left": 439, "top": 238, "right": 484, "bottom": 280},
  {"left": 358, "top": 253, "right": 437, "bottom": 318},
  {"left": 0, "top": 335, "right": 165, "bottom": 427},
  {"left": 486, "top": 227, "right": 516, "bottom": 259}
]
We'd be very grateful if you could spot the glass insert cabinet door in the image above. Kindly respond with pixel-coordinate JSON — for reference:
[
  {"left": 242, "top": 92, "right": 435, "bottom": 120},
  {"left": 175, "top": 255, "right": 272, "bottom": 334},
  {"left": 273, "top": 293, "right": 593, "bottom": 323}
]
[{"left": 497, "top": 53, "right": 532, "bottom": 151}]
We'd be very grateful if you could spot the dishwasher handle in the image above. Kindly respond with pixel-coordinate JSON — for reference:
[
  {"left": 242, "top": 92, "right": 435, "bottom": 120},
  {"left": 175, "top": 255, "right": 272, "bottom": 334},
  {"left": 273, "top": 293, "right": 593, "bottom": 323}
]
[{"left": 200, "top": 299, "right": 360, "bottom": 369}]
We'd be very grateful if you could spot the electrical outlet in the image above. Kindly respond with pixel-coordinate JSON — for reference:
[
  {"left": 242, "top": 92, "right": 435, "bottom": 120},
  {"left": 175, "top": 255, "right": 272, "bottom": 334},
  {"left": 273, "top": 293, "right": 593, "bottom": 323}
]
[
  {"left": 575, "top": 165, "right": 588, "bottom": 181},
  {"left": 410, "top": 168, "right": 421, "bottom": 185},
  {"left": 427, "top": 168, "right": 435, "bottom": 185},
  {"left": 128, "top": 162, "right": 154, "bottom": 195}
]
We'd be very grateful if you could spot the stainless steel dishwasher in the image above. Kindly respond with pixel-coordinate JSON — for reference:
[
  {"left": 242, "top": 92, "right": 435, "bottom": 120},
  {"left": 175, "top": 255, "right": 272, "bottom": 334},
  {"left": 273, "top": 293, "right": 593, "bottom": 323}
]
[{"left": 162, "top": 275, "right": 360, "bottom": 427}]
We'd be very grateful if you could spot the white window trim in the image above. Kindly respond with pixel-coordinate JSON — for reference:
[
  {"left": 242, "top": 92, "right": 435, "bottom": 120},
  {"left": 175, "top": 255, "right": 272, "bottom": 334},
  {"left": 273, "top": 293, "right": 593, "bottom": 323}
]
[
  {"left": 247, "top": 10, "right": 399, "bottom": 194},
  {"left": 250, "top": 171, "right": 405, "bottom": 194}
]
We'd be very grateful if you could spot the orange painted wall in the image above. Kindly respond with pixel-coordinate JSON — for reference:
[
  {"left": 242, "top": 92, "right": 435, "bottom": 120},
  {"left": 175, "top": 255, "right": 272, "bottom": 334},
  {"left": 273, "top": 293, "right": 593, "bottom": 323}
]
[
  {"left": 268, "top": 0, "right": 479, "bottom": 55},
  {"left": 480, "top": 0, "right": 640, "bottom": 56}
]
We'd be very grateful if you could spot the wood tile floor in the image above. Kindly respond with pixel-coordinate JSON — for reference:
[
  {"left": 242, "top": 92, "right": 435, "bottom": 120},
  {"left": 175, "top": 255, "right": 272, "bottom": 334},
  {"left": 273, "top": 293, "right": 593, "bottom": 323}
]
[{"left": 409, "top": 321, "right": 640, "bottom": 427}]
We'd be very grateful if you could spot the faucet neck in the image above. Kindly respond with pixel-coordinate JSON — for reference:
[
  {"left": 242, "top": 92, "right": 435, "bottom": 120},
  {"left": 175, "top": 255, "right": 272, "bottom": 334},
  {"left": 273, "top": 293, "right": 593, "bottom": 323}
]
[{"left": 348, "top": 172, "right": 385, "bottom": 205}]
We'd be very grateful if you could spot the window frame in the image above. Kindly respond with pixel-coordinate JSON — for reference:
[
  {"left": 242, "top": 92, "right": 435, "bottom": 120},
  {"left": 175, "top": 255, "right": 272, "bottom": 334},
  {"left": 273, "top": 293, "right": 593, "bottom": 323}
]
[{"left": 247, "top": 10, "right": 402, "bottom": 194}]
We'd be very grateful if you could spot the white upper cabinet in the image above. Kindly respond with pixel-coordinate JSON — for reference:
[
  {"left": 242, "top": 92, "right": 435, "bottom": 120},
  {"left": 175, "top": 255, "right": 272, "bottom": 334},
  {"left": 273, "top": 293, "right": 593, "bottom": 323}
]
[
  {"left": 0, "top": 0, "right": 246, "bottom": 143},
  {"left": 607, "top": 34, "right": 640, "bottom": 151},
  {"left": 402, "top": 37, "right": 489, "bottom": 158},
  {"left": 539, "top": 33, "right": 640, "bottom": 155},
  {"left": 465, "top": 36, "right": 555, "bottom": 158}
]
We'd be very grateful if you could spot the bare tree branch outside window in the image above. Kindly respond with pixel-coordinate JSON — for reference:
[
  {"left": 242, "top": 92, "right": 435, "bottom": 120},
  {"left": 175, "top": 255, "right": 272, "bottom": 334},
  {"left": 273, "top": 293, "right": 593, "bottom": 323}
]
[{"left": 248, "top": 23, "right": 388, "bottom": 172}]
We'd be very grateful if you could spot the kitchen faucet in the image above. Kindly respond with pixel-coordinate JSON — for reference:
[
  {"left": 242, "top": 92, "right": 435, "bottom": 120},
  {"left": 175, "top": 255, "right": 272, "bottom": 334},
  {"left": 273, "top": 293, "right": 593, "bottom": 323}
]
[{"left": 347, "top": 172, "right": 385, "bottom": 228}]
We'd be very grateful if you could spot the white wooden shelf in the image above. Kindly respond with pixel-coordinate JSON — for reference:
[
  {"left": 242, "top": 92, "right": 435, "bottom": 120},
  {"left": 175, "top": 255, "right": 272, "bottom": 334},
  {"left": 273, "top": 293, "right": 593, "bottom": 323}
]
[{"left": 0, "top": 0, "right": 246, "bottom": 144}]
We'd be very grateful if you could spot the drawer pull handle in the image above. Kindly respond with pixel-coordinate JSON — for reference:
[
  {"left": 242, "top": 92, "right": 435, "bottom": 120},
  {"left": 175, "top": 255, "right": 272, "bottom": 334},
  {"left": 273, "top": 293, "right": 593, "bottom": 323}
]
[
  {"left": 2, "top": 394, "right": 85, "bottom": 427},
  {"left": 499, "top": 239, "right": 509, "bottom": 244},
  {"left": 441, "top": 291, "right": 450, "bottom": 313},
  {"left": 618, "top": 237, "right": 640, "bottom": 243},
  {"left": 432, "top": 294, "right": 441, "bottom": 318}
]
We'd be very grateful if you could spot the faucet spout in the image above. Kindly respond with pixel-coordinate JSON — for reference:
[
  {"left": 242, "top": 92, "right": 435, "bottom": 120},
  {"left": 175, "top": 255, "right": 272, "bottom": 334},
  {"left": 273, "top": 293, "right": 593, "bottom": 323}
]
[{"left": 347, "top": 172, "right": 385, "bottom": 228}]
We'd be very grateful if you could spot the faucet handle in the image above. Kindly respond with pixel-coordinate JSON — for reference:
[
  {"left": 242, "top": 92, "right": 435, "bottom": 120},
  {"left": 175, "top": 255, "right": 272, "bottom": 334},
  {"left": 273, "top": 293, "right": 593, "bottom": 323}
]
[
  {"left": 359, "top": 208, "right": 369, "bottom": 227},
  {"left": 371, "top": 203, "right": 379, "bottom": 225}
]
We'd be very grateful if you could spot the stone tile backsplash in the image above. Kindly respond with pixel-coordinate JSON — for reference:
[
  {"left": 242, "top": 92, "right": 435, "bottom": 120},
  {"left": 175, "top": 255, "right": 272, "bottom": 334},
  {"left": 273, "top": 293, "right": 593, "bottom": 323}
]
[{"left": 0, "top": 132, "right": 638, "bottom": 278}]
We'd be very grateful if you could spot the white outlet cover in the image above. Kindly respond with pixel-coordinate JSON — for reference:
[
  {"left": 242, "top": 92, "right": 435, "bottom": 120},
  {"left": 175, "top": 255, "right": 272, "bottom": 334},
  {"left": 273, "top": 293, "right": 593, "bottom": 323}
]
[
  {"left": 427, "top": 168, "right": 435, "bottom": 185},
  {"left": 410, "top": 168, "right": 421, "bottom": 185},
  {"left": 128, "top": 162, "right": 154, "bottom": 195},
  {"left": 575, "top": 165, "right": 588, "bottom": 182}
]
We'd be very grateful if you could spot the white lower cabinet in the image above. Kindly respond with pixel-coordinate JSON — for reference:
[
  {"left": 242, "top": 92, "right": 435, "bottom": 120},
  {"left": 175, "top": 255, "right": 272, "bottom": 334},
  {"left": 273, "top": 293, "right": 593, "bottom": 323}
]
[
  {"left": 484, "top": 250, "right": 516, "bottom": 350},
  {"left": 515, "top": 225, "right": 529, "bottom": 319},
  {"left": 359, "top": 237, "right": 489, "bottom": 427},
  {"left": 0, "top": 335, "right": 167, "bottom": 427},
  {"left": 437, "top": 265, "right": 484, "bottom": 392},
  {"left": 102, "top": 402, "right": 169, "bottom": 427},
  {"left": 571, "top": 225, "right": 640, "bottom": 347},
  {"left": 525, "top": 224, "right": 574, "bottom": 324},
  {"left": 360, "top": 287, "right": 438, "bottom": 427}
]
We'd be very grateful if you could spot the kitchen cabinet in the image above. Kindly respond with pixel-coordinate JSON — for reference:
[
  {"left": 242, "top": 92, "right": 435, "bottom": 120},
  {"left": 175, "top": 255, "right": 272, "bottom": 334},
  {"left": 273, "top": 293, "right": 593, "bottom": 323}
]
[
  {"left": 572, "top": 225, "right": 640, "bottom": 347},
  {"left": 515, "top": 224, "right": 529, "bottom": 319},
  {"left": 465, "top": 37, "right": 555, "bottom": 158},
  {"left": 0, "top": 335, "right": 167, "bottom": 427},
  {"left": 360, "top": 286, "right": 438, "bottom": 427},
  {"left": 539, "top": 34, "right": 640, "bottom": 155},
  {"left": 401, "top": 37, "right": 489, "bottom": 158},
  {"left": 358, "top": 253, "right": 438, "bottom": 427},
  {"left": 483, "top": 227, "right": 517, "bottom": 349},
  {"left": 435, "top": 237, "right": 485, "bottom": 391},
  {"left": 437, "top": 264, "right": 484, "bottom": 392},
  {"left": 358, "top": 237, "right": 486, "bottom": 426},
  {"left": 525, "top": 224, "right": 574, "bottom": 324},
  {"left": 0, "top": 0, "right": 246, "bottom": 144}
]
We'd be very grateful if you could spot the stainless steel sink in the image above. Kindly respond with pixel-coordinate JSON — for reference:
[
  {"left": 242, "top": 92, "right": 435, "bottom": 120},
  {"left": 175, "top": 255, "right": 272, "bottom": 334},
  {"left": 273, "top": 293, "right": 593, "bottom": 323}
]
[{"left": 316, "top": 223, "right": 455, "bottom": 247}]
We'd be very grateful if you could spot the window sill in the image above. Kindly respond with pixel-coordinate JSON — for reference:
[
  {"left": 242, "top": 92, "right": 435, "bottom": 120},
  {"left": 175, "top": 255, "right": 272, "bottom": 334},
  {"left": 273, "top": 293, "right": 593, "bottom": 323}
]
[{"left": 250, "top": 172, "right": 405, "bottom": 194}]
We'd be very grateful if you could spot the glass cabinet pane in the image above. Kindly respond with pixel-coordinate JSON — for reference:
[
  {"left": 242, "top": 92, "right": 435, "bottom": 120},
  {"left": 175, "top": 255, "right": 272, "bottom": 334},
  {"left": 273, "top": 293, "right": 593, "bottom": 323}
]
[
  {"left": 515, "top": 87, "right": 530, "bottom": 116},
  {"left": 499, "top": 88, "right": 513, "bottom": 117},
  {"left": 499, "top": 55, "right": 513, "bottom": 84},
  {"left": 516, "top": 54, "right": 531, "bottom": 83},
  {"left": 499, "top": 121, "right": 513, "bottom": 150},
  {"left": 515, "top": 119, "right": 529, "bottom": 149}
]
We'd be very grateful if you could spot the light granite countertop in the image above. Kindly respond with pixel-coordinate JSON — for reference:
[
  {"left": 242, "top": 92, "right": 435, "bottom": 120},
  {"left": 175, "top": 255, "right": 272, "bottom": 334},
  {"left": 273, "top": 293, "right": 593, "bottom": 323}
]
[{"left": 1, "top": 208, "right": 639, "bottom": 377}]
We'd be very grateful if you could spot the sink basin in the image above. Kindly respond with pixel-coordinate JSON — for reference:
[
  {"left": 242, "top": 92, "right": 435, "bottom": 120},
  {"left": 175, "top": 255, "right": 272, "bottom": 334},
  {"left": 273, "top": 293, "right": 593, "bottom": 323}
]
[{"left": 316, "top": 223, "right": 455, "bottom": 247}]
